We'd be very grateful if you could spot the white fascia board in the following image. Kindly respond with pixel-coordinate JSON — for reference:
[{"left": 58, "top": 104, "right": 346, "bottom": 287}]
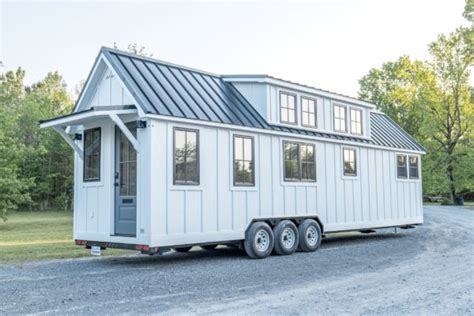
[
  {"left": 223, "top": 76, "right": 376, "bottom": 109},
  {"left": 74, "top": 53, "right": 146, "bottom": 117},
  {"left": 145, "top": 113, "right": 425, "bottom": 155},
  {"left": 39, "top": 109, "right": 138, "bottom": 129}
]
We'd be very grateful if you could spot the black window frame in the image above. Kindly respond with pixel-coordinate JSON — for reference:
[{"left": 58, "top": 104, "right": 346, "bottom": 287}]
[
  {"left": 173, "top": 127, "right": 200, "bottom": 186},
  {"left": 283, "top": 141, "right": 316, "bottom": 182},
  {"left": 343, "top": 147, "right": 357, "bottom": 177},
  {"left": 333, "top": 103, "right": 347, "bottom": 133},
  {"left": 279, "top": 91, "right": 297, "bottom": 125},
  {"left": 397, "top": 154, "right": 408, "bottom": 179},
  {"left": 83, "top": 127, "right": 101, "bottom": 182},
  {"left": 409, "top": 155, "right": 419, "bottom": 179},
  {"left": 233, "top": 135, "right": 255, "bottom": 187},
  {"left": 350, "top": 108, "right": 363, "bottom": 135},
  {"left": 301, "top": 96, "right": 317, "bottom": 128}
]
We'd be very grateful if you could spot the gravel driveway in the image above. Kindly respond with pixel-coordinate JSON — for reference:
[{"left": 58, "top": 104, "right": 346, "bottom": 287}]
[{"left": 0, "top": 205, "right": 473, "bottom": 315}]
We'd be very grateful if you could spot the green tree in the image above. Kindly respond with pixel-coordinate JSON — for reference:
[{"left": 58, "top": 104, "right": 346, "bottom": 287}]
[
  {"left": 359, "top": 29, "right": 473, "bottom": 202},
  {"left": 0, "top": 69, "right": 32, "bottom": 221}
]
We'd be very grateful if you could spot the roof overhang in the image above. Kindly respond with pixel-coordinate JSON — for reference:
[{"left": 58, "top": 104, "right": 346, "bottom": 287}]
[{"left": 39, "top": 105, "right": 137, "bottom": 129}]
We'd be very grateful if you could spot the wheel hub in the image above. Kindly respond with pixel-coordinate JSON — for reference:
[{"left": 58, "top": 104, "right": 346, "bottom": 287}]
[
  {"left": 306, "top": 226, "right": 318, "bottom": 246},
  {"left": 281, "top": 227, "right": 296, "bottom": 249},
  {"left": 255, "top": 229, "right": 270, "bottom": 252}
]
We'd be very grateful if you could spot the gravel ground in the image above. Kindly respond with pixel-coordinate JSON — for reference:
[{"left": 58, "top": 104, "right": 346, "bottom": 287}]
[{"left": 0, "top": 205, "right": 473, "bottom": 315}]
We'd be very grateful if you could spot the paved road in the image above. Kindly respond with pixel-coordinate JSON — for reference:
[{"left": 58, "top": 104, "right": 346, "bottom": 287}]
[{"left": 0, "top": 206, "right": 473, "bottom": 315}]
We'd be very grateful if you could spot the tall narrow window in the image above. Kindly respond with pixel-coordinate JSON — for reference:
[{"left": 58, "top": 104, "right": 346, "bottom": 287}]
[
  {"left": 174, "top": 128, "right": 199, "bottom": 185},
  {"left": 280, "top": 92, "right": 296, "bottom": 124},
  {"left": 283, "top": 141, "right": 316, "bottom": 182},
  {"left": 350, "top": 108, "right": 363, "bottom": 135},
  {"left": 409, "top": 156, "right": 419, "bottom": 179},
  {"left": 83, "top": 128, "right": 101, "bottom": 182},
  {"left": 301, "top": 97, "right": 317, "bottom": 128},
  {"left": 343, "top": 148, "right": 357, "bottom": 176},
  {"left": 397, "top": 154, "right": 407, "bottom": 179},
  {"left": 333, "top": 104, "right": 347, "bottom": 132},
  {"left": 233, "top": 135, "right": 255, "bottom": 186}
]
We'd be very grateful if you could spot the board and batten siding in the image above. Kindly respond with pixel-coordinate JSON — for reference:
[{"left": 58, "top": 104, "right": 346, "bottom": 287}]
[{"left": 148, "top": 118, "right": 423, "bottom": 247}]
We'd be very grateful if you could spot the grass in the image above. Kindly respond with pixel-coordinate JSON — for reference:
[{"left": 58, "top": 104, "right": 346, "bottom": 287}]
[{"left": 0, "top": 211, "right": 132, "bottom": 264}]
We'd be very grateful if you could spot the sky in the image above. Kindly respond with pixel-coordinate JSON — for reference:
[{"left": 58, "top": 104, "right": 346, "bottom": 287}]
[{"left": 0, "top": 0, "right": 470, "bottom": 99}]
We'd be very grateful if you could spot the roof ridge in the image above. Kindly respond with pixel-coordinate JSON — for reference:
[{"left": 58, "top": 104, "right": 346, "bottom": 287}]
[{"left": 101, "top": 46, "right": 222, "bottom": 79}]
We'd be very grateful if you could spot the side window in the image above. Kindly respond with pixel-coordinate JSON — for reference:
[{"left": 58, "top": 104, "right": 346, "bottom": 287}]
[
  {"left": 174, "top": 128, "right": 199, "bottom": 185},
  {"left": 83, "top": 128, "right": 101, "bottom": 182},
  {"left": 280, "top": 92, "right": 296, "bottom": 124},
  {"left": 233, "top": 135, "right": 255, "bottom": 186},
  {"left": 343, "top": 148, "right": 357, "bottom": 176},
  {"left": 333, "top": 104, "right": 347, "bottom": 133},
  {"left": 397, "top": 154, "right": 407, "bottom": 179},
  {"left": 350, "top": 108, "right": 363, "bottom": 135},
  {"left": 283, "top": 141, "right": 316, "bottom": 182},
  {"left": 301, "top": 97, "right": 317, "bottom": 128},
  {"left": 409, "top": 156, "right": 419, "bottom": 179}
]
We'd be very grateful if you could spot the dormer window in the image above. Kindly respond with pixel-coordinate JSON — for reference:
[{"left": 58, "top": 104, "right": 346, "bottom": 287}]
[
  {"left": 280, "top": 92, "right": 296, "bottom": 124},
  {"left": 333, "top": 104, "right": 347, "bottom": 133},
  {"left": 350, "top": 108, "right": 363, "bottom": 135},
  {"left": 301, "top": 96, "right": 317, "bottom": 128}
]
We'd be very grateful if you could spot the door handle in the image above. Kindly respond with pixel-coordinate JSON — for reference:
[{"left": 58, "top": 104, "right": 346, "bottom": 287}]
[{"left": 114, "top": 172, "right": 119, "bottom": 187}]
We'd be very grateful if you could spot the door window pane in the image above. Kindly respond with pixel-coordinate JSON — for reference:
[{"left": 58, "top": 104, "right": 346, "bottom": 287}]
[{"left": 83, "top": 128, "right": 101, "bottom": 181}]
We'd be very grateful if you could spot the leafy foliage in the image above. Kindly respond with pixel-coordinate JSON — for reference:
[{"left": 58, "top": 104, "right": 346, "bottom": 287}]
[
  {"left": 0, "top": 70, "right": 73, "bottom": 220},
  {"left": 359, "top": 28, "right": 473, "bottom": 201}
]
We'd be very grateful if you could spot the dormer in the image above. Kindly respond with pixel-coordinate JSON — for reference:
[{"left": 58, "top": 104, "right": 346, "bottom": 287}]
[{"left": 223, "top": 75, "right": 375, "bottom": 139}]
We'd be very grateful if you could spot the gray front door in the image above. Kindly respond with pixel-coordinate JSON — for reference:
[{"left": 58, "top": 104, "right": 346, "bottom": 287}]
[{"left": 114, "top": 123, "right": 137, "bottom": 236}]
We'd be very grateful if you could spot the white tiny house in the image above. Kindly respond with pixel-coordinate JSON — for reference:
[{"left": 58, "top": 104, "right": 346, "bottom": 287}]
[{"left": 40, "top": 48, "right": 425, "bottom": 259}]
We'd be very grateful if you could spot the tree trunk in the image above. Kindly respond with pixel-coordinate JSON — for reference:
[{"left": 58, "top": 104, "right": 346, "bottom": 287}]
[{"left": 446, "top": 156, "right": 456, "bottom": 203}]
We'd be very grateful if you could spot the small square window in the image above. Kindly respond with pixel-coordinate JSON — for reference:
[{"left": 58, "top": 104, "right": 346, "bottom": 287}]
[
  {"left": 343, "top": 148, "right": 357, "bottom": 176},
  {"left": 301, "top": 97, "right": 317, "bottom": 128},
  {"left": 397, "top": 155, "right": 408, "bottom": 179},
  {"left": 334, "top": 104, "right": 347, "bottom": 133},
  {"left": 280, "top": 92, "right": 296, "bottom": 124}
]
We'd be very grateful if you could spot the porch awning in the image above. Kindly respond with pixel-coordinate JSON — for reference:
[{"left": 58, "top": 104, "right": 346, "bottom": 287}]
[
  {"left": 39, "top": 105, "right": 140, "bottom": 157},
  {"left": 39, "top": 105, "right": 137, "bottom": 128}
]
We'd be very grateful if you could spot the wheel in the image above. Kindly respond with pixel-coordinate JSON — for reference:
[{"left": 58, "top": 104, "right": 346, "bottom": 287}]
[
  {"left": 273, "top": 220, "right": 299, "bottom": 255},
  {"left": 201, "top": 244, "right": 218, "bottom": 250},
  {"left": 244, "top": 222, "right": 274, "bottom": 259},
  {"left": 173, "top": 246, "right": 192, "bottom": 253},
  {"left": 298, "top": 219, "right": 322, "bottom": 252}
]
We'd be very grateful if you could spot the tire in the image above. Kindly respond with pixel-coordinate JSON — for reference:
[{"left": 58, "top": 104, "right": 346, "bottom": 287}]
[
  {"left": 201, "top": 244, "right": 218, "bottom": 250},
  {"left": 244, "top": 222, "right": 274, "bottom": 259},
  {"left": 298, "top": 219, "right": 322, "bottom": 252},
  {"left": 173, "top": 246, "right": 192, "bottom": 253},
  {"left": 273, "top": 220, "right": 299, "bottom": 255}
]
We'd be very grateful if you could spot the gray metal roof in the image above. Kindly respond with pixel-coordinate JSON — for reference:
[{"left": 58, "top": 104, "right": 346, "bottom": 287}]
[{"left": 101, "top": 47, "right": 425, "bottom": 153}]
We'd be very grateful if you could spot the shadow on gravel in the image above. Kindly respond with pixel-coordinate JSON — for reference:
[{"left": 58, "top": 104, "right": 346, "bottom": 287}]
[
  {"left": 97, "top": 231, "right": 417, "bottom": 267},
  {"left": 104, "top": 247, "right": 247, "bottom": 267}
]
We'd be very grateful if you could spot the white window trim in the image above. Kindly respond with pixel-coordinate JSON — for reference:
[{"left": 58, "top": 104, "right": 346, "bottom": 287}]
[{"left": 341, "top": 146, "right": 359, "bottom": 180}]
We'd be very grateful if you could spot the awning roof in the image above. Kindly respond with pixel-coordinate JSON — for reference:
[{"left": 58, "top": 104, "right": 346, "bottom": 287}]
[{"left": 39, "top": 105, "right": 137, "bottom": 128}]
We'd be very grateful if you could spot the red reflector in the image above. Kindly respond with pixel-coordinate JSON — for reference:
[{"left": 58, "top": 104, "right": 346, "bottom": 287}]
[
  {"left": 75, "top": 240, "right": 86, "bottom": 245},
  {"left": 143, "top": 245, "right": 150, "bottom": 251}
]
